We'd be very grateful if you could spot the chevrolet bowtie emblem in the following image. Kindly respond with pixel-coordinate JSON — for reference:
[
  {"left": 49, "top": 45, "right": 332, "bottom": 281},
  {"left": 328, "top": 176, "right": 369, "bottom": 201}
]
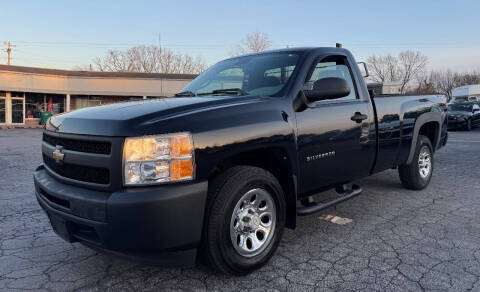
[{"left": 52, "top": 147, "right": 65, "bottom": 164}]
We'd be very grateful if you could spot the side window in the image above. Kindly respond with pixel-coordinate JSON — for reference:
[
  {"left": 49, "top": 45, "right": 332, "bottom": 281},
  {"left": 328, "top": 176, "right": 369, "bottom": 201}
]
[{"left": 305, "top": 56, "right": 358, "bottom": 101}]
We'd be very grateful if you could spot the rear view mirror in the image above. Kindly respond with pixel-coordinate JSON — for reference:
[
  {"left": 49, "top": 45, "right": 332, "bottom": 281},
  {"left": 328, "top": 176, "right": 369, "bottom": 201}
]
[
  {"left": 303, "top": 77, "right": 351, "bottom": 102},
  {"left": 357, "top": 62, "right": 369, "bottom": 78}
]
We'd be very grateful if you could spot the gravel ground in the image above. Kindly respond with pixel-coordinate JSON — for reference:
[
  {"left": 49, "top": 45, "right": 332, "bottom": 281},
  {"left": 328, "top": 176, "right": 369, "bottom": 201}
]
[{"left": 1, "top": 128, "right": 480, "bottom": 291}]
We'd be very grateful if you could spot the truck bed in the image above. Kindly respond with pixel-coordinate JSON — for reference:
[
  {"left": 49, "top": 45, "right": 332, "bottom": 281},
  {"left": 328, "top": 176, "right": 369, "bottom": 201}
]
[{"left": 371, "top": 94, "right": 447, "bottom": 174}]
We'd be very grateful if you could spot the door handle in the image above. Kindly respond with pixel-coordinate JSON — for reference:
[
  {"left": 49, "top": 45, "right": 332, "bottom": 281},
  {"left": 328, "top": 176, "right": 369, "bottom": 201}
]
[{"left": 351, "top": 112, "right": 368, "bottom": 123}]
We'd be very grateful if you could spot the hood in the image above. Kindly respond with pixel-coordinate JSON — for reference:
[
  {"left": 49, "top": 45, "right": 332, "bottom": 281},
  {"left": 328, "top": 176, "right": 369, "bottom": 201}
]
[
  {"left": 47, "top": 96, "right": 267, "bottom": 136},
  {"left": 448, "top": 110, "right": 471, "bottom": 117}
]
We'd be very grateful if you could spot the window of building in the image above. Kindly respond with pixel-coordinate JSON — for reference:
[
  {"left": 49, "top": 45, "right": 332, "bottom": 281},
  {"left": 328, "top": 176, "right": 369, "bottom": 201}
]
[
  {"left": 0, "top": 98, "right": 5, "bottom": 124},
  {"left": 25, "top": 93, "right": 45, "bottom": 119},
  {"left": 11, "top": 92, "right": 24, "bottom": 98},
  {"left": 71, "top": 95, "right": 137, "bottom": 111},
  {"left": 48, "top": 94, "right": 65, "bottom": 114}
]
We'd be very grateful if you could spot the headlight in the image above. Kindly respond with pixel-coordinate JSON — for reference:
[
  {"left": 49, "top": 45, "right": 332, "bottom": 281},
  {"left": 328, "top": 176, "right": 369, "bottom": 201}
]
[{"left": 123, "top": 133, "right": 194, "bottom": 185}]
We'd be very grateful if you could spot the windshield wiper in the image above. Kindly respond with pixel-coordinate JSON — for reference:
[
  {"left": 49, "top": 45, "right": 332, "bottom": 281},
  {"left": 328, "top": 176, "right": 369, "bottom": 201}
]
[
  {"left": 197, "top": 88, "right": 247, "bottom": 96},
  {"left": 174, "top": 90, "right": 196, "bottom": 97},
  {"left": 212, "top": 88, "right": 247, "bottom": 96}
]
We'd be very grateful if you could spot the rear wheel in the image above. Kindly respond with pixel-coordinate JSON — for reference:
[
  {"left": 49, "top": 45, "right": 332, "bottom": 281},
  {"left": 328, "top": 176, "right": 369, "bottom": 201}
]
[
  {"left": 398, "top": 135, "right": 434, "bottom": 190},
  {"left": 201, "top": 166, "right": 286, "bottom": 275}
]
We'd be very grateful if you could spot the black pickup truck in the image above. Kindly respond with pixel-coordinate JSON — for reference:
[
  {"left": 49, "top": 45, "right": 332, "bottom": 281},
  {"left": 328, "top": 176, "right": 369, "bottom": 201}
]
[{"left": 34, "top": 47, "right": 448, "bottom": 275}]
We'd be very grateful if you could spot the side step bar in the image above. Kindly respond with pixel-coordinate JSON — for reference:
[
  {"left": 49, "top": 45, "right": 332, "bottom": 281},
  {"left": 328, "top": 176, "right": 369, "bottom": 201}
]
[{"left": 297, "top": 184, "right": 363, "bottom": 216}]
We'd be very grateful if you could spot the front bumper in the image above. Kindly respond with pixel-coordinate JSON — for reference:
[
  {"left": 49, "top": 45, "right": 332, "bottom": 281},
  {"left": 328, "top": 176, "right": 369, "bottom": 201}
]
[
  {"left": 448, "top": 119, "right": 468, "bottom": 129},
  {"left": 34, "top": 165, "right": 208, "bottom": 267}
]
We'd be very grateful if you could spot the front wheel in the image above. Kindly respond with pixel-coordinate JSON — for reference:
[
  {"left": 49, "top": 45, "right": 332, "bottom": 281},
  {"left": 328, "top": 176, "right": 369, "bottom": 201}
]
[
  {"left": 201, "top": 166, "right": 286, "bottom": 275},
  {"left": 398, "top": 135, "right": 434, "bottom": 190},
  {"left": 466, "top": 119, "right": 472, "bottom": 131}
]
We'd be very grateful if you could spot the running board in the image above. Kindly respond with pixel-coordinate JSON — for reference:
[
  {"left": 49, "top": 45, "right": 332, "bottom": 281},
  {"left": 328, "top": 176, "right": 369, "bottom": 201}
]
[{"left": 297, "top": 184, "right": 363, "bottom": 216}]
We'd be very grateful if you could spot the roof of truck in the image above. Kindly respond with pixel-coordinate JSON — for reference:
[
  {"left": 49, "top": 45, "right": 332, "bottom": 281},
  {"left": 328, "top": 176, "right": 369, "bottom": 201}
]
[{"left": 223, "top": 47, "right": 347, "bottom": 61}]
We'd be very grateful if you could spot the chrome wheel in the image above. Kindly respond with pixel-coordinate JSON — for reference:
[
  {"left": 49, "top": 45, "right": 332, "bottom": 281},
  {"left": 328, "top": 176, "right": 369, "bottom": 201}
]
[
  {"left": 230, "top": 188, "right": 276, "bottom": 258},
  {"left": 418, "top": 146, "right": 431, "bottom": 179}
]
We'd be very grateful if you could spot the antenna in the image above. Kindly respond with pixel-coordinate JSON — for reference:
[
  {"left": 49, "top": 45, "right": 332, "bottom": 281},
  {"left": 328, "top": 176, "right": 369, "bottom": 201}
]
[{"left": 335, "top": 43, "right": 342, "bottom": 48}]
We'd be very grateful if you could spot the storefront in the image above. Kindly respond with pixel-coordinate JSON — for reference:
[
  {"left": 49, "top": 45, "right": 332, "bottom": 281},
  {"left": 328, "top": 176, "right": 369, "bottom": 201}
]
[{"left": 0, "top": 65, "right": 196, "bottom": 127}]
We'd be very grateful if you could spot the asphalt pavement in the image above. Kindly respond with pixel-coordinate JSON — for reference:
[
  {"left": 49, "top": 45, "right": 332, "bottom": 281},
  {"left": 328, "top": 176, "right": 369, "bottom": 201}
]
[{"left": 1, "top": 128, "right": 480, "bottom": 291}]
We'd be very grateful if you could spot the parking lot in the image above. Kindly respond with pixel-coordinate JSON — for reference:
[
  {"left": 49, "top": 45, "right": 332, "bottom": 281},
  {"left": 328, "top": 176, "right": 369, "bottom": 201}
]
[{"left": 1, "top": 128, "right": 480, "bottom": 291}]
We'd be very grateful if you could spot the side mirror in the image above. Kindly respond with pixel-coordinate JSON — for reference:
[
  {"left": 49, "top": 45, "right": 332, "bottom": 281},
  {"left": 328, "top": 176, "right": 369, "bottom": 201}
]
[
  {"left": 357, "top": 62, "right": 370, "bottom": 78},
  {"left": 303, "top": 77, "right": 351, "bottom": 103}
]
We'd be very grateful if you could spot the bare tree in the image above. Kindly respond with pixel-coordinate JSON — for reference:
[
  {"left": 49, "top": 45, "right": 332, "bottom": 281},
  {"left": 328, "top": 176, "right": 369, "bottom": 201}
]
[
  {"left": 428, "top": 70, "right": 480, "bottom": 101},
  {"left": 367, "top": 54, "right": 399, "bottom": 83},
  {"left": 367, "top": 50, "right": 427, "bottom": 93},
  {"left": 429, "top": 70, "right": 456, "bottom": 100},
  {"left": 230, "top": 32, "right": 272, "bottom": 56},
  {"left": 454, "top": 70, "right": 480, "bottom": 87},
  {"left": 408, "top": 69, "right": 480, "bottom": 100},
  {"left": 91, "top": 45, "right": 207, "bottom": 74},
  {"left": 397, "top": 51, "right": 428, "bottom": 93}
]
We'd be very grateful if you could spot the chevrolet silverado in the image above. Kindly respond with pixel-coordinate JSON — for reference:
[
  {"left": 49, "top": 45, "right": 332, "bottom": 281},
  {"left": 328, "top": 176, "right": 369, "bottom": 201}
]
[{"left": 34, "top": 47, "right": 448, "bottom": 275}]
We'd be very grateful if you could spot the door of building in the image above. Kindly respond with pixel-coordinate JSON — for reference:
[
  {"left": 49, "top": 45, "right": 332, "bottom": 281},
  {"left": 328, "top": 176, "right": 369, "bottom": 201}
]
[{"left": 11, "top": 97, "right": 25, "bottom": 124}]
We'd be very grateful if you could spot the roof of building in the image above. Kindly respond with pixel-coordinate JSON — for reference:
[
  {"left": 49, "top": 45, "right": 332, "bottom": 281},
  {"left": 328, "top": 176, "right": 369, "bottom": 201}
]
[{"left": 0, "top": 65, "right": 197, "bottom": 80}]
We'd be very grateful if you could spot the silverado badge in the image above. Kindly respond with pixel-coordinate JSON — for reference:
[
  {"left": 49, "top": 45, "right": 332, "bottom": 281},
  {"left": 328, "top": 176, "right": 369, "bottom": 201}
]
[{"left": 306, "top": 151, "right": 335, "bottom": 162}]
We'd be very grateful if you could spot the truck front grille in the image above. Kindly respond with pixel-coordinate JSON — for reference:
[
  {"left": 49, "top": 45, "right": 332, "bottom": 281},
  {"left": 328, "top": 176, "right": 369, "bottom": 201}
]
[
  {"left": 43, "top": 153, "right": 110, "bottom": 184},
  {"left": 43, "top": 133, "right": 111, "bottom": 154}
]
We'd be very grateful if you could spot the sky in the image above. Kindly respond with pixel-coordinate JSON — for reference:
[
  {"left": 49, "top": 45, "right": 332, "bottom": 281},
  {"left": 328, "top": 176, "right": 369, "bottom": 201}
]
[{"left": 1, "top": 0, "right": 479, "bottom": 72}]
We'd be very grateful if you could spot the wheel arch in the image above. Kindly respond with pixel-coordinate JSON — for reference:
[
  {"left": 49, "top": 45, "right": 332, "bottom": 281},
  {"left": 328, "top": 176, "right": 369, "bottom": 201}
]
[
  {"left": 406, "top": 113, "right": 442, "bottom": 164},
  {"left": 208, "top": 147, "right": 298, "bottom": 229}
]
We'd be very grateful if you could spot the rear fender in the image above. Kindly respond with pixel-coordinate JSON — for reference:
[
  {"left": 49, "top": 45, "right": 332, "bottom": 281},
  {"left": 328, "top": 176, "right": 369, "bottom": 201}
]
[{"left": 406, "top": 112, "right": 442, "bottom": 164}]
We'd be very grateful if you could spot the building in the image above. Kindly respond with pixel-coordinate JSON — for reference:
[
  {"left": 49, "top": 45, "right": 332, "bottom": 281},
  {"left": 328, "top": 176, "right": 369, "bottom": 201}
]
[
  {"left": 451, "top": 84, "right": 480, "bottom": 103},
  {"left": 0, "top": 65, "right": 196, "bottom": 127}
]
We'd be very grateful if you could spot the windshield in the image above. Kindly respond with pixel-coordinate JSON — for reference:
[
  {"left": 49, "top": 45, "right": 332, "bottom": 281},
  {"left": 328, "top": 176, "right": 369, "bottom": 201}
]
[
  {"left": 448, "top": 104, "right": 472, "bottom": 111},
  {"left": 180, "top": 52, "right": 301, "bottom": 97}
]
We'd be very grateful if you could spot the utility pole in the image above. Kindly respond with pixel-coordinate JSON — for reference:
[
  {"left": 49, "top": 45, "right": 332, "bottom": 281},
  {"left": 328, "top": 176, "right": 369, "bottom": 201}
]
[{"left": 4, "top": 42, "right": 15, "bottom": 65}]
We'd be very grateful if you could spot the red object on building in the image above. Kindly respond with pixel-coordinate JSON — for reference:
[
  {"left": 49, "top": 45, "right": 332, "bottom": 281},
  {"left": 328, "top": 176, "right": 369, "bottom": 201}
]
[{"left": 48, "top": 97, "right": 53, "bottom": 112}]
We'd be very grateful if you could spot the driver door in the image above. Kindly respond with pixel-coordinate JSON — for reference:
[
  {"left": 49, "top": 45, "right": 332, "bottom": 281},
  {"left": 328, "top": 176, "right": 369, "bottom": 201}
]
[{"left": 295, "top": 55, "right": 375, "bottom": 194}]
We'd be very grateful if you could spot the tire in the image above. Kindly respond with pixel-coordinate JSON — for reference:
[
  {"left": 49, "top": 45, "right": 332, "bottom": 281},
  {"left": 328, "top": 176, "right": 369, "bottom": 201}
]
[
  {"left": 398, "top": 135, "right": 434, "bottom": 190},
  {"left": 466, "top": 119, "right": 472, "bottom": 131},
  {"left": 201, "top": 166, "right": 286, "bottom": 275}
]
